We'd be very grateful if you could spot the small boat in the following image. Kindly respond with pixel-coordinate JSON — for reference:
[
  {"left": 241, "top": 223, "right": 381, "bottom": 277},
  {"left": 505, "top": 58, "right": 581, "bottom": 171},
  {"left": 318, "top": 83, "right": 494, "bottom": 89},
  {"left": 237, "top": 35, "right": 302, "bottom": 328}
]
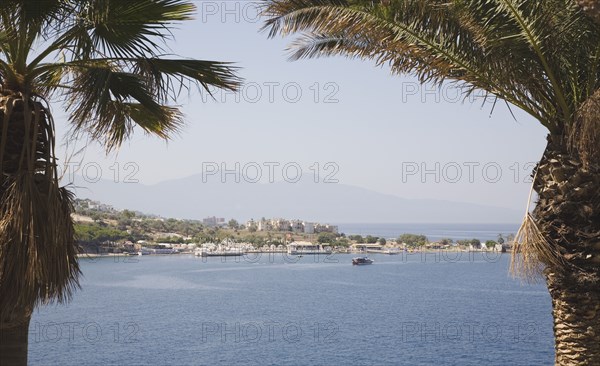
[{"left": 352, "top": 256, "right": 374, "bottom": 265}]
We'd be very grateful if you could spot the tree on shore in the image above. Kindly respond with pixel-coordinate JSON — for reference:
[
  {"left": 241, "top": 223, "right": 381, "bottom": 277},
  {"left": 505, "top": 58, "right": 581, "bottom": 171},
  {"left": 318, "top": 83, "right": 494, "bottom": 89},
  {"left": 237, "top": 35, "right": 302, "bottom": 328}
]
[
  {"left": 263, "top": 1, "right": 600, "bottom": 363},
  {"left": 317, "top": 232, "right": 337, "bottom": 244},
  {"left": 0, "top": 1, "right": 239, "bottom": 365},
  {"left": 470, "top": 239, "right": 482, "bottom": 249},
  {"left": 336, "top": 237, "right": 350, "bottom": 247},
  {"left": 348, "top": 234, "right": 365, "bottom": 243},
  {"left": 228, "top": 219, "right": 240, "bottom": 230},
  {"left": 365, "top": 235, "right": 379, "bottom": 244},
  {"left": 439, "top": 238, "right": 453, "bottom": 246},
  {"left": 485, "top": 240, "right": 498, "bottom": 250},
  {"left": 397, "top": 234, "right": 428, "bottom": 247}
]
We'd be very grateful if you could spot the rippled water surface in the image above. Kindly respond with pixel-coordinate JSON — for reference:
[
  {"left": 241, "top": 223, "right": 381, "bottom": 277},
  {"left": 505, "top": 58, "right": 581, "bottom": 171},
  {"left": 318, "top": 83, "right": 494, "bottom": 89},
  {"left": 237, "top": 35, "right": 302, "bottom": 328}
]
[{"left": 29, "top": 253, "right": 554, "bottom": 365}]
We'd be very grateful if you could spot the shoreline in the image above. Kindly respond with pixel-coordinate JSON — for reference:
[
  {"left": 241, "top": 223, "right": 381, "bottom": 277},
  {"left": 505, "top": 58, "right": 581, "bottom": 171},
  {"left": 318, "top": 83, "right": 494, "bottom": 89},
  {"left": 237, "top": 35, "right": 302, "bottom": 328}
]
[{"left": 77, "top": 248, "right": 511, "bottom": 257}]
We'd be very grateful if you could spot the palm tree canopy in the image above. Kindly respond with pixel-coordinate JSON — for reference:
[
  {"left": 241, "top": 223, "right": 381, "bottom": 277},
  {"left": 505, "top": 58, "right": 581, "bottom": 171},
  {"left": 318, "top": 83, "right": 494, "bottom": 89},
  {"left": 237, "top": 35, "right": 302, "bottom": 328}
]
[
  {"left": 263, "top": 0, "right": 600, "bottom": 142},
  {"left": 0, "top": 0, "right": 240, "bottom": 150}
]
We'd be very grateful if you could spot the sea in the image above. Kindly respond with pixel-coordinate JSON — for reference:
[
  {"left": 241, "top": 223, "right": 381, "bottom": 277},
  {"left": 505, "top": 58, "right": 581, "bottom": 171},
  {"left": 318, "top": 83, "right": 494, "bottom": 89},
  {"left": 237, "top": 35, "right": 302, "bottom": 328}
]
[{"left": 28, "top": 250, "right": 554, "bottom": 365}]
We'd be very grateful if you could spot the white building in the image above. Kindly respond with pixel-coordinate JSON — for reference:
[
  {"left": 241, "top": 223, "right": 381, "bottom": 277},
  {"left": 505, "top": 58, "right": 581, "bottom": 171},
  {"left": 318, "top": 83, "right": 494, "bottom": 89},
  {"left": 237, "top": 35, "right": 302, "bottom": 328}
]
[
  {"left": 272, "top": 218, "right": 290, "bottom": 231},
  {"left": 314, "top": 223, "right": 339, "bottom": 234},
  {"left": 290, "top": 220, "right": 304, "bottom": 233},
  {"left": 258, "top": 219, "right": 273, "bottom": 231},
  {"left": 303, "top": 222, "right": 314, "bottom": 234}
]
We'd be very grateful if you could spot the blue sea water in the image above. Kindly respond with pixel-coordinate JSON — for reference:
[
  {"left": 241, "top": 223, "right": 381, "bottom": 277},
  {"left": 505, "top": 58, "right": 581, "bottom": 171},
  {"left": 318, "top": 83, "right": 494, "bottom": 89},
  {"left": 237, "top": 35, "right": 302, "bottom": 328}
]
[
  {"left": 28, "top": 252, "right": 554, "bottom": 365},
  {"left": 336, "top": 223, "right": 520, "bottom": 242}
]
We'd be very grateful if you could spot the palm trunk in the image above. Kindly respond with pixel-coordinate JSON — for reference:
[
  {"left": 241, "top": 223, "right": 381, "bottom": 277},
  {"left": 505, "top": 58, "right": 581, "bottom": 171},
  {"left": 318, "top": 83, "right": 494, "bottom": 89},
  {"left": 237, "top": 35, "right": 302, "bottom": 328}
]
[
  {"left": 533, "top": 137, "right": 600, "bottom": 365},
  {"left": 0, "top": 94, "right": 80, "bottom": 366},
  {"left": 0, "top": 313, "right": 31, "bottom": 366},
  {"left": 545, "top": 271, "right": 600, "bottom": 364}
]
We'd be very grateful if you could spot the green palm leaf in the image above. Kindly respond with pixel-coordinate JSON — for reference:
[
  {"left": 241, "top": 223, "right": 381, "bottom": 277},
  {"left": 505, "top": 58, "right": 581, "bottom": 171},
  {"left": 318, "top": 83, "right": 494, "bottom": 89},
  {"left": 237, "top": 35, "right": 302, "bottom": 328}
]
[{"left": 73, "top": 0, "right": 195, "bottom": 58}]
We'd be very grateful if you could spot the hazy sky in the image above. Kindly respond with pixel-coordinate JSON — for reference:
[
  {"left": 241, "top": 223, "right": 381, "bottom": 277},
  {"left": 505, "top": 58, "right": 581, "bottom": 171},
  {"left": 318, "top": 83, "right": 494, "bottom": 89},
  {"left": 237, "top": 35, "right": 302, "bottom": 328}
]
[{"left": 54, "top": 1, "right": 549, "bottom": 212}]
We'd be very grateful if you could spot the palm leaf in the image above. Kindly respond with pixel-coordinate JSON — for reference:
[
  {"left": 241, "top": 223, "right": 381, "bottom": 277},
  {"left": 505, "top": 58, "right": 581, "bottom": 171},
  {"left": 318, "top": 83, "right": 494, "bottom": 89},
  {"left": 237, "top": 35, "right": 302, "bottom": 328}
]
[
  {"left": 132, "top": 58, "right": 241, "bottom": 100},
  {"left": 70, "top": 0, "right": 196, "bottom": 58},
  {"left": 65, "top": 62, "right": 178, "bottom": 150},
  {"left": 262, "top": 0, "right": 600, "bottom": 131}
]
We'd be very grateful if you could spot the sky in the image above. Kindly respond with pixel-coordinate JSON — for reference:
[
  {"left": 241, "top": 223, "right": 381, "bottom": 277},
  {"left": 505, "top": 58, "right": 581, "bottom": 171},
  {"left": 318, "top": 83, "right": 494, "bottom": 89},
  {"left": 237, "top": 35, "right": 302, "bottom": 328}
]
[{"left": 53, "top": 1, "right": 549, "bottom": 213}]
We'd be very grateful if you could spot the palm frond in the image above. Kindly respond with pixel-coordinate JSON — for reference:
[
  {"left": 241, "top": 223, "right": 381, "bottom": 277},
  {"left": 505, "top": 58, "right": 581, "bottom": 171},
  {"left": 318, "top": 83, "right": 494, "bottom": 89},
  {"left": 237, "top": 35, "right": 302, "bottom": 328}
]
[
  {"left": 0, "top": 95, "right": 80, "bottom": 318},
  {"left": 132, "top": 58, "right": 241, "bottom": 100},
  {"left": 70, "top": 0, "right": 196, "bottom": 58},
  {"left": 493, "top": 0, "right": 572, "bottom": 123},
  {"left": 64, "top": 62, "right": 179, "bottom": 150},
  {"left": 569, "top": 88, "right": 600, "bottom": 167},
  {"left": 0, "top": 173, "right": 80, "bottom": 314},
  {"left": 510, "top": 213, "right": 566, "bottom": 282},
  {"left": 263, "top": 0, "right": 600, "bottom": 132}
]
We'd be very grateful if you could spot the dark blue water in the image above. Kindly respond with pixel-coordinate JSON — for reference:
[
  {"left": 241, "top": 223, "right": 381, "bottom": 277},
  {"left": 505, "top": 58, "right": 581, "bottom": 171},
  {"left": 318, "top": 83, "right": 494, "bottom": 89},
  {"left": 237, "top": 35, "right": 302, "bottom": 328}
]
[
  {"left": 337, "top": 223, "right": 520, "bottom": 241},
  {"left": 29, "top": 253, "right": 554, "bottom": 366}
]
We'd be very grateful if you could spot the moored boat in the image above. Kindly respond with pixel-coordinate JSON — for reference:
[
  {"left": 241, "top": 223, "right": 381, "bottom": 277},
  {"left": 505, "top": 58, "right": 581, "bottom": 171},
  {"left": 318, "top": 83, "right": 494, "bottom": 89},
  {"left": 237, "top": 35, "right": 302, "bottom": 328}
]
[{"left": 352, "top": 256, "right": 374, "bottom": 265}]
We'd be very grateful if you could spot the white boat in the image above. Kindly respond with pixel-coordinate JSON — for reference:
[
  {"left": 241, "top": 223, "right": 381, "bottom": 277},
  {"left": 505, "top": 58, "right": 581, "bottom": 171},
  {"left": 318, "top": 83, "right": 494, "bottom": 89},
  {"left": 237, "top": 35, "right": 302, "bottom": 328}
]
[{"left": 352, "top": 256, "right": 374, "bottom": 265}]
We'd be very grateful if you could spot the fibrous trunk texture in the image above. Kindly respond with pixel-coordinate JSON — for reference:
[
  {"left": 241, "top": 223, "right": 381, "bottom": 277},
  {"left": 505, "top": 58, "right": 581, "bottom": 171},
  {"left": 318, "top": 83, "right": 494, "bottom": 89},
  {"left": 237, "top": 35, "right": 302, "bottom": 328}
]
[
  {"left": 533, "top": 138, "right": 600, "bottom": 365},
  {"left": 0, "top": 92, "right": 79, "bottom": 366}
]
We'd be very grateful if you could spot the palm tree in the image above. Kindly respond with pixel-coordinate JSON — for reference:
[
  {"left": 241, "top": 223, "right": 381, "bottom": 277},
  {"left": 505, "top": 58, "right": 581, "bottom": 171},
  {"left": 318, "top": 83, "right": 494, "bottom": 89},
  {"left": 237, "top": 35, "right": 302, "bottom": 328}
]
[
  {"left": 0, "top": 1, "right": 239, "bottom": 364},
  {"left": 262, "top": 0, "right": 600, "bottom": 364}
]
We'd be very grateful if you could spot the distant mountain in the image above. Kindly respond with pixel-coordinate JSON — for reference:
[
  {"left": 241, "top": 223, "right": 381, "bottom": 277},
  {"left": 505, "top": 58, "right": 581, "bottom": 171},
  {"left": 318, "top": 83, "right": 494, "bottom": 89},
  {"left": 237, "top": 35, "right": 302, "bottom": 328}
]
[{"left": 66, "top": 174, "right": 521, "bottom": 224}]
